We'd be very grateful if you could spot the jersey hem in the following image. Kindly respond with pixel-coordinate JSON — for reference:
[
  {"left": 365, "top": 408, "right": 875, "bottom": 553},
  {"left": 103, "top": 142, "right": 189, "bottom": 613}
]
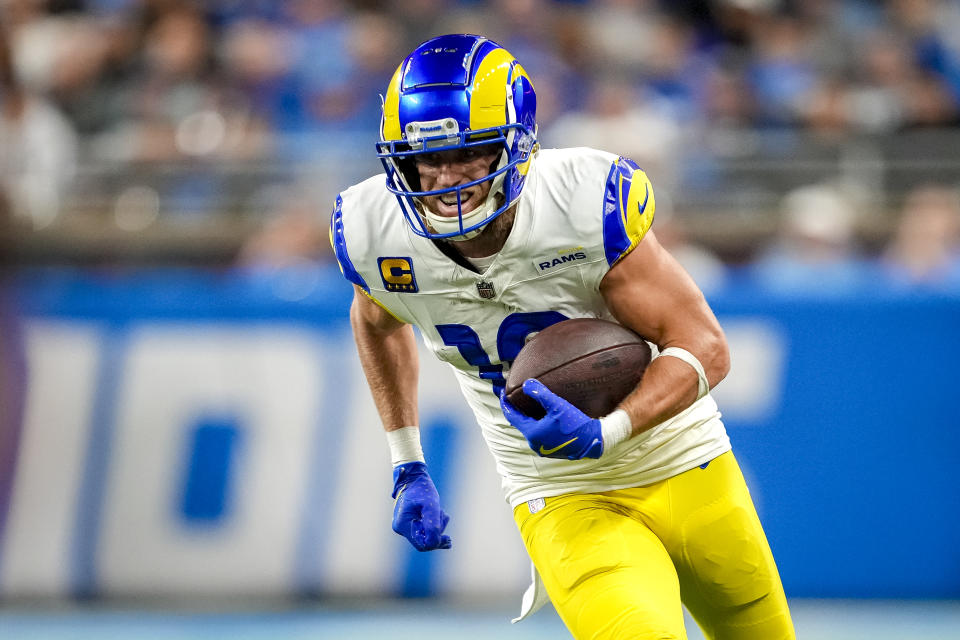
[{"left": 505, "top": 442, "right": 733, "bottom": 509}]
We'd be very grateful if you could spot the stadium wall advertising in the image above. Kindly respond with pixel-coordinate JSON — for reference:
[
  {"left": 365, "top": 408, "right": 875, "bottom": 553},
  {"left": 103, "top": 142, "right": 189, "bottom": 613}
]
[{"left": 1, "top": 268, "right": 957, "bottom": 600}]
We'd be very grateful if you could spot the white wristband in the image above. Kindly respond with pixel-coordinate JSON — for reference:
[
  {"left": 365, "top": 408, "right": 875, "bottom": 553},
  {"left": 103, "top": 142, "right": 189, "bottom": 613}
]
[
  {"left": 600, "top": 409, "right": 632, "bottom": 453},
  {"left": 386, "top": 426, "right": 425, "bottom": 466},
  {"left": 657, "top": 347, "right": 709, "bottom": 399}
]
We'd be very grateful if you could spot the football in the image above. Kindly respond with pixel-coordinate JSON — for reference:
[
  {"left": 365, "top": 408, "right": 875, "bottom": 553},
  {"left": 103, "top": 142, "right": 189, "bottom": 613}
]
[{"left": 504, "top": 318, "right": 652, "bottom": 419}]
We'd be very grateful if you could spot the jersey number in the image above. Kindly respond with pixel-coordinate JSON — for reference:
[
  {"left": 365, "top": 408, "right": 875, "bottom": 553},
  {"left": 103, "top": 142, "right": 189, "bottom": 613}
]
[{"left": 435, "top": 311, "right": 568, "bottom": 396}]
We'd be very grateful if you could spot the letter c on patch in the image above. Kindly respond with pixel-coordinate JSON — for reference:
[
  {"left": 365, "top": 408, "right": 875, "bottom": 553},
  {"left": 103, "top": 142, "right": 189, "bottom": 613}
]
[
  {"left": 380, "top": 258, "right": 412, "bottom": 284},
  {"left": 378, "top": 257, "right": 419, "bottom": 292}
]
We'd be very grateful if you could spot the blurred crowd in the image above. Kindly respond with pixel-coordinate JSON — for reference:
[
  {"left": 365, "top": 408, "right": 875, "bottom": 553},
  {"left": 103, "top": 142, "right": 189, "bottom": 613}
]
[{"left": 1, "top": 0, "right": 960, "bottom": 293}]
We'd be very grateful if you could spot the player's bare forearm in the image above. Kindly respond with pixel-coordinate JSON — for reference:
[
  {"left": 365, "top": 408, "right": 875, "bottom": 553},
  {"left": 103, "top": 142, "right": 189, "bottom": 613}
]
[
  {"left": 349, "top": 286, "right": 419, "bottom": 431},
  {"left": 614, "top": 356, "right": 714, "bottom": 436},
  {"left": 599, "top": 231, "right": 729, "bottom": 436}
]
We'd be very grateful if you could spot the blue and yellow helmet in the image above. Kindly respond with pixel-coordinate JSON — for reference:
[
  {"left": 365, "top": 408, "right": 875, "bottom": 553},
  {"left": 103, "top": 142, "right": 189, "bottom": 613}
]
[{"left": 376, "top": 34, "right": 538, "bottom": 240}]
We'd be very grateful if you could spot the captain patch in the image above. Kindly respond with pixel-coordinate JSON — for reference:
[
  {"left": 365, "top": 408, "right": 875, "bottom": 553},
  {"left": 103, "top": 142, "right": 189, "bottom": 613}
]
[{"left": 378, "top": 257, "right": 419, "bottom": 292}]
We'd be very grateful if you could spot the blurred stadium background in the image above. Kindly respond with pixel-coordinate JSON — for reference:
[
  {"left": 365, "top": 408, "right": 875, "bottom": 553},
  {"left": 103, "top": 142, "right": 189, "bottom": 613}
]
[{"left": 1, "top": 0, "right": 959, "bottom": 638}]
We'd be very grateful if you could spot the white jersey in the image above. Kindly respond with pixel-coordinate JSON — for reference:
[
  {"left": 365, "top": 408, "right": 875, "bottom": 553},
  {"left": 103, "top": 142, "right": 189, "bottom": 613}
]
[{"left": 332, "top": 147, "right": 730, "bottom": 508}]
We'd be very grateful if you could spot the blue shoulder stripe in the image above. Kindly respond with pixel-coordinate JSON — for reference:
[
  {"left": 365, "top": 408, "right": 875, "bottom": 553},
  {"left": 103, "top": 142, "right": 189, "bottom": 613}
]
[
  {"left": 330, "top": 194, "right": 369, "bottom": 292},
  {"left": 602, "top": 157, "right": 651, "bottom": 266}
]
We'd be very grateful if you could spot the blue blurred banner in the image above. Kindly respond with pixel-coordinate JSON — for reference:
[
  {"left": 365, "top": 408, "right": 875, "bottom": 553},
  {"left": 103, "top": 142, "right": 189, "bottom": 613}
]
[
  {"left": 711, "top": 290, "right": 960, "bottom": 598},
  {"left": 1, "top": 266, "right": 958, "bottom": 600}
]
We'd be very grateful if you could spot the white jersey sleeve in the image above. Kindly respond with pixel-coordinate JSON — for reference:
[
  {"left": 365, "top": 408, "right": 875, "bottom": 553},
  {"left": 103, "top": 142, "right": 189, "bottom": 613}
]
[{"left": 331, "top": 149, "right": 730, "bottom": 508}]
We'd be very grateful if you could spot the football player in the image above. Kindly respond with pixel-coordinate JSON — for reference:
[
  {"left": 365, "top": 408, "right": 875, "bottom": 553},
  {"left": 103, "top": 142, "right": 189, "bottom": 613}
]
[{"left": 331, "top": 34, "right": 795, "bottom": 639}]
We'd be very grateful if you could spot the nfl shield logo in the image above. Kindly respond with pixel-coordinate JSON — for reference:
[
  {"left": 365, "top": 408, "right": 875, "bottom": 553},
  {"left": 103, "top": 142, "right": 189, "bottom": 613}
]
[{"left": 476, "top": 280, "right": 496, "bottom": 299}]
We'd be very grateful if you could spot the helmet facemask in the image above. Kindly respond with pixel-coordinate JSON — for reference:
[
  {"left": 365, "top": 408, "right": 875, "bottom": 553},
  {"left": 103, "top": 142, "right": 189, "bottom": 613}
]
[{"left": 378, "top": 121, "right": 535, "bottom": 240}]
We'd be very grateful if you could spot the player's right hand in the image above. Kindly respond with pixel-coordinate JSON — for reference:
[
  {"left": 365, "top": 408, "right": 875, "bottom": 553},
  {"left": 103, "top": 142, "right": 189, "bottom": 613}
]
[
  {"left": 391, "top": 461, "right": 452, "bottom": 551},
  {"left": 500, "top": 379, "right": 604, "bottom": 460}
]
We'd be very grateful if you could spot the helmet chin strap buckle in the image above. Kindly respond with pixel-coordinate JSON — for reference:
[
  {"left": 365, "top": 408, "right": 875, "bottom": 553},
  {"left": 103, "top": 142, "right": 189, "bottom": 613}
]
[{"left": 405, "top": 118, "right": 460, "bottom": 149}]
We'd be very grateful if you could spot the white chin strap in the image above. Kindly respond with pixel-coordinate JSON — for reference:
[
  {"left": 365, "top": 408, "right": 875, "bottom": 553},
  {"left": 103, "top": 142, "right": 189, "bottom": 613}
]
[{"left": 420, "top": 170, "right": 507, "bottom": 241}]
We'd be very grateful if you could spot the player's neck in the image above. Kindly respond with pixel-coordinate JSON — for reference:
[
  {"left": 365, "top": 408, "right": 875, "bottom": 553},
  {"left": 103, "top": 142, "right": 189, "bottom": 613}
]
[{"left": 446, "top": 207, "right": 517, "bottom": 259}]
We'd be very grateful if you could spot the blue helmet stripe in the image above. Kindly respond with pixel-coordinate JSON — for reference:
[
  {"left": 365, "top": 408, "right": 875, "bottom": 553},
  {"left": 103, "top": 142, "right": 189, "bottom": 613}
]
[
  {"left": 399, "top": 88, "right": 471, "bottom": 134},
  {"left": 401, "top": 34, "right": 485, "bottom": 89},
  {"left": 330, "top": 195, "right": 369, "bottom": 292}
]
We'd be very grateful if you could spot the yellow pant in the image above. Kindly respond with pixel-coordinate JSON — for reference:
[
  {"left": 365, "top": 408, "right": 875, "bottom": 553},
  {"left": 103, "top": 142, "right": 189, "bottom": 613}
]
[{"left": 513, "top": 452, "right": 795, "bottom": 640}]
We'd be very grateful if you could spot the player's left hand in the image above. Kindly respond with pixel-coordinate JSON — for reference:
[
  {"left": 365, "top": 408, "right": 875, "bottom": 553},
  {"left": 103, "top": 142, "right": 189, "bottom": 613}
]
[
  {"left": 500, "top": 379, "right": 603, "bottom": 460},
  {"left": 391, "top": 461, "right": 452, "bottom": 551}
]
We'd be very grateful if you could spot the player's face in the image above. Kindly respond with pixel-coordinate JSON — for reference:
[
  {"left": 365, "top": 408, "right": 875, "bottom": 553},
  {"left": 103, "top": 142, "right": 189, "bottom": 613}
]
[{"left": 415, "top": 144, "right": 500, "bottom": 218}]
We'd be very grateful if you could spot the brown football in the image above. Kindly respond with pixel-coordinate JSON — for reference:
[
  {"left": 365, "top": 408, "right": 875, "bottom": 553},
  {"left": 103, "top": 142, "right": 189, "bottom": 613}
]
[{"left": 504, "top": 318, "right": 652, "bottom": 419}]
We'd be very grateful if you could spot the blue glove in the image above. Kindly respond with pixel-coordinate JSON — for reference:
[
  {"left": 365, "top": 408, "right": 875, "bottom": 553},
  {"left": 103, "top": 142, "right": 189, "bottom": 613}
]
[
  {"left": 391, "top": 461, "right": 452, "bottom": 551},
  {"left": 499, "top": 379, "right": 603, "bottom": 460}
]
